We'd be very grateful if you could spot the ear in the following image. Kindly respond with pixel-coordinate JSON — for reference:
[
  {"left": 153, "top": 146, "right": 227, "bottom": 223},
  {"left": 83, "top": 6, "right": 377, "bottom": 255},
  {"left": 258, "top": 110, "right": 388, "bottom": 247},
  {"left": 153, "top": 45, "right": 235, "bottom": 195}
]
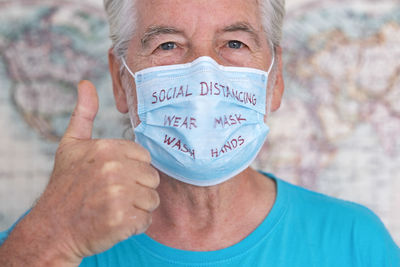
[
  {"left": 108, "top": 48, "right": 129, "bottom": 114},
  {"left": 270, "top": 46, "right": 285, "bottom": 112}
]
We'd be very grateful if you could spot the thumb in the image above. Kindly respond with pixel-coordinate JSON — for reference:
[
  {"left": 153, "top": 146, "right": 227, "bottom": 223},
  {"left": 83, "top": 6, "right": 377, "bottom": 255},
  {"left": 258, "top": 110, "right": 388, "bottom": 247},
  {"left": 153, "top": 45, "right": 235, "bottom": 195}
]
[{"left": 63, "top": 80, "right": 99, "bottom": 141}]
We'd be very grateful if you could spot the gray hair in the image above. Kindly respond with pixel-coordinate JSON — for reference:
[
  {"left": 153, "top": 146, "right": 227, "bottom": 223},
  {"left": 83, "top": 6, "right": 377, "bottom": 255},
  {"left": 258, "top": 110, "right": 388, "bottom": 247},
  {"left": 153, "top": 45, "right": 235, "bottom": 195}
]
[{"left": 103, "top": 0, "right": 286, "bottom": 61}]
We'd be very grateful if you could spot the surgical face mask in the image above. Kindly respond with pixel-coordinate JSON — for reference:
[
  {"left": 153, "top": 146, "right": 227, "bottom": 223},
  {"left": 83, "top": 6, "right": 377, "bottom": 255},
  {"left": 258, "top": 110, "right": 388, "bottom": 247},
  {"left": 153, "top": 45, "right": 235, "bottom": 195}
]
[{"left": 122, "top": 56, "right": 274, "bottom": 186}]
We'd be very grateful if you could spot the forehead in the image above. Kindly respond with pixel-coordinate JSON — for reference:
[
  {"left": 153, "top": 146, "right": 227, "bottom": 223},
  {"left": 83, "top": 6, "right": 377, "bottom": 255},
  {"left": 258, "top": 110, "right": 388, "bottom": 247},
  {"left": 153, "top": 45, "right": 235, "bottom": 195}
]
[{"left": 136, "top": 0, "right": 263, "bottom": 33}]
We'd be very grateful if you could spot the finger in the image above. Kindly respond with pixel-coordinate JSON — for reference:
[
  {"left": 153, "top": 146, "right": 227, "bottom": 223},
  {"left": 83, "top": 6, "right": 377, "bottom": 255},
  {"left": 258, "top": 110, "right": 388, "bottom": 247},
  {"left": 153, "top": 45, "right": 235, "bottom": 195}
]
[
  {"left": 132, "top": 186, "right": 160, "bottom": 212},
  {"left": 63, "top": 80, "right": 99, "bottom": 141},
  {"left": 110, "top": 139, "right": 152, "bottom": 164},
  {"left": 128, "top": 207, "right": 153, "bottom": 235},
  {"left": 131, "top": 161, "right": 160, "bottom": 189}
]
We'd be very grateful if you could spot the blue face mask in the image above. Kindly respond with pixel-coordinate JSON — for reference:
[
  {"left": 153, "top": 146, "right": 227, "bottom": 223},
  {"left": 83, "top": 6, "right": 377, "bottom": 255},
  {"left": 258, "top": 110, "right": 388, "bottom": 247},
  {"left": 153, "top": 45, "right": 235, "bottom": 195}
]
[{"left": 122, "top": 56, "right": 274, "bottom": 186}]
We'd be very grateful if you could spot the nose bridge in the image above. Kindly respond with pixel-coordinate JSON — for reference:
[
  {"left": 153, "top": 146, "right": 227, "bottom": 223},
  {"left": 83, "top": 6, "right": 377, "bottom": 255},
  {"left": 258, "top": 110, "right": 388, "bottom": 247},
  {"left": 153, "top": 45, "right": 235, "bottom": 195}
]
[{"left": 185, "top": 35, "right": 221, "bottom": 64}]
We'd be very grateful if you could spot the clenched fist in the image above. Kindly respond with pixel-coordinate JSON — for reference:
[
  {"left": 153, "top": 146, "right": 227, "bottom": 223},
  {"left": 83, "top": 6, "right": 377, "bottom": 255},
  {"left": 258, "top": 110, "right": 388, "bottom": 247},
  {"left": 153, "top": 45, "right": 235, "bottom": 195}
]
[{"left": 0, "top": 81, "right": 160, "bottom": 266}]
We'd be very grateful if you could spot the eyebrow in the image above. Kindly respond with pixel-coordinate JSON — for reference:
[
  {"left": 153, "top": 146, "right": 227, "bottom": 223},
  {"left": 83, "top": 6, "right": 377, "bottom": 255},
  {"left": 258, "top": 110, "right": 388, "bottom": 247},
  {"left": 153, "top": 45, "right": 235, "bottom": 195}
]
[
  {"left": 140, "top": 22, "right": 261, "bottom": 48},
  {"left": 141, "top": 26, "right": 185, "bottom": 48},
  {"left": 221, "top": 22, "right": 261, "bottom": 47}
]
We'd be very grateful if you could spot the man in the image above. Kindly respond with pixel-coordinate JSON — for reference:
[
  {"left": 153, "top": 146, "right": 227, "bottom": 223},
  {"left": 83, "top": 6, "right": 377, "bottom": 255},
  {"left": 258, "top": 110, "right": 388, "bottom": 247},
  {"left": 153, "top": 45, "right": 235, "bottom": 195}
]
[{"left": 0, "top": 0, "right": 399, "bottom": 266}]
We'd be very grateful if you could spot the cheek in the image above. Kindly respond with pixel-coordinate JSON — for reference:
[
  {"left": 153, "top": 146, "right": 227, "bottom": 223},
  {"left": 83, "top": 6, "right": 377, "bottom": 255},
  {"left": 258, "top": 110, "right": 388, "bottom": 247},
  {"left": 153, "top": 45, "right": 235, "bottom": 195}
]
[
  {"left": 150, "top": 55, "right": 182, "bottom": 67},
  {"left": 219, "top": 48, "right": 253, "bottom": 66}
]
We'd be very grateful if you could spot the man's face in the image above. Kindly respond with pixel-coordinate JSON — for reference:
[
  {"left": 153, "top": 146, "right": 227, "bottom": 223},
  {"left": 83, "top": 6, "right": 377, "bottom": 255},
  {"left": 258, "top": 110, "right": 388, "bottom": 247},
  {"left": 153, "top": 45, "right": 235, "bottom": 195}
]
[
  {"left": 127, "top": 0, "right": 273, "bottom": 72},
  {"left": 110, "top": 0, "right": 283, "bottom": 120}
]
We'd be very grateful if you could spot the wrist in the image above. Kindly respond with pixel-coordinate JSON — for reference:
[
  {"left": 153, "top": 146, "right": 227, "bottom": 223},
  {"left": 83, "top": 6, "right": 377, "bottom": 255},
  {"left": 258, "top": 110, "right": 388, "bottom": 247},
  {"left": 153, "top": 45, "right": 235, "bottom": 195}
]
[{"left": 0, "top": 209, "right": 82, "bottom": 267}]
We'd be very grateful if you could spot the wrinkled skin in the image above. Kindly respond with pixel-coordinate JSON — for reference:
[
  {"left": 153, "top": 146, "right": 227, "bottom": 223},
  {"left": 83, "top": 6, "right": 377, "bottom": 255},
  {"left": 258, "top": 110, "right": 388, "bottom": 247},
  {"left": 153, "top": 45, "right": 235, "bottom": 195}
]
[
  {"left": 0, "top": 0, "right": 284, "bottom": 265},
  {"left": 0, "top": 81, "right": 160, "bottom": 266}
]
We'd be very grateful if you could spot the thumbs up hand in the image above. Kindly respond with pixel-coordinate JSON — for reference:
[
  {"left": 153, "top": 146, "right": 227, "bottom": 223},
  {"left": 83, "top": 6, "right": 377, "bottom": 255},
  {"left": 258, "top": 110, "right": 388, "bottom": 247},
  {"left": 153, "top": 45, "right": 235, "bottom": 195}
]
[{"left": 22, "top": 81, "right": 160, "bottom": 265}]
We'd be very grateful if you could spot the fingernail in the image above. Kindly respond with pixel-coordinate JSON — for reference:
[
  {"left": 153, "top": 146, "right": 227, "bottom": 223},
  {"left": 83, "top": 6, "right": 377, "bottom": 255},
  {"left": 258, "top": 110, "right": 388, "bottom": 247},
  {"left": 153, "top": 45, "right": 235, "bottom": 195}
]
[{"left": 78, "top": 80, "right": 87, "bottom": 87}]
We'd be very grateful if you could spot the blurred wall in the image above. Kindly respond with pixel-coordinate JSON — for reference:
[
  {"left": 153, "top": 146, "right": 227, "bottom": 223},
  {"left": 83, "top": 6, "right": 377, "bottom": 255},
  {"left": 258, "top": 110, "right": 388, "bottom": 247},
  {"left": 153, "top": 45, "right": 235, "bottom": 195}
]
[{"left": 0, "top": 0, "right": 399, "bottom": 245}]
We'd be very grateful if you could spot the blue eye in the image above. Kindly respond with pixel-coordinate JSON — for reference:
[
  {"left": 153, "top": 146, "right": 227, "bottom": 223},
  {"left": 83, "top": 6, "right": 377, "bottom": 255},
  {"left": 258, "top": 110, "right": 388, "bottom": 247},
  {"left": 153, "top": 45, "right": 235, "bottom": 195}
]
[
  {"left": 160, "top": 42, "right": 177, "bottom": 50},
  {"left": 228, "top": 40, "right": 243, "bottom": 49}
]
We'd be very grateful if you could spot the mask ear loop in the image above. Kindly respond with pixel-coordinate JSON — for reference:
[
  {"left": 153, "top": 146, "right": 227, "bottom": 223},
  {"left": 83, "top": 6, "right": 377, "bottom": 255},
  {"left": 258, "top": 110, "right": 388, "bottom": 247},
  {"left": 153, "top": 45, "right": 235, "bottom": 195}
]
[
  {"left": 265, "top": 47, "right": 276, "bottom": 121},
  {"left": 121, "top": 57, "right": 136, "bottom": 79},
  {"left": 120, "top": 57, "right": 140, "bottom": 134}
]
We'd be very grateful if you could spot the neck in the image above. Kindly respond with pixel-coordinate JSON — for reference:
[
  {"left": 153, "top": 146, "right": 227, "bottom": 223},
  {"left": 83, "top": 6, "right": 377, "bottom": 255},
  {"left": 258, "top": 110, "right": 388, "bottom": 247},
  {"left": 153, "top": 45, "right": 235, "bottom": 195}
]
[{"left": 146, "top": 167, "right": 276, "bottom": 251}]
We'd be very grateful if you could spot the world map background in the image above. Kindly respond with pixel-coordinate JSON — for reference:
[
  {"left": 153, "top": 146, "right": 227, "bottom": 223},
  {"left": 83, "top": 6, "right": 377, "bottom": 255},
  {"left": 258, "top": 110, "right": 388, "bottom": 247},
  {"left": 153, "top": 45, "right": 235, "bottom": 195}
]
[{"left": 0, "top": 0, "right": 399, "bottom": 245}]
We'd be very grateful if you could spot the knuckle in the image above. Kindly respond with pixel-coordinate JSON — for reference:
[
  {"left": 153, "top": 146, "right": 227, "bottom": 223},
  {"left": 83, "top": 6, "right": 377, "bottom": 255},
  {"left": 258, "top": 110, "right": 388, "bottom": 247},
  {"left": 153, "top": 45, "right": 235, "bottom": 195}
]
[
  {"left": 116, "top": 139, "right": 134, "bottom": 147},
  {"left": 55, "top": 144, "right": 73, "bottom": 161},
  {"left": 101, "top": 191, "right": 125, "bottom": 224},
  {"left": 94, "top": 139, "right": 114, "bottom": 154},
  {"left": 101, "top": 161, "right": 123, "bottom": 177},
  {"left": 106, "top": 209, "right": 125, "bottom": 228},
  {"left": 55, "top": 145, "right": 66, "bottom": 158},
  {"left": 105, "top": 184, "right": 125, "bottom": 198}
]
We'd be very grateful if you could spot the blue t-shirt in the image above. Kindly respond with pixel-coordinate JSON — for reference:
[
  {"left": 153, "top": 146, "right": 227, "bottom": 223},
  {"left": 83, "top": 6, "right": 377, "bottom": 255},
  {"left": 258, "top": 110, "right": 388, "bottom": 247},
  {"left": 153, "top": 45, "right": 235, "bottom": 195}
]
[{"left": 1, "top": 174, "right": 399, "bottom": 266}]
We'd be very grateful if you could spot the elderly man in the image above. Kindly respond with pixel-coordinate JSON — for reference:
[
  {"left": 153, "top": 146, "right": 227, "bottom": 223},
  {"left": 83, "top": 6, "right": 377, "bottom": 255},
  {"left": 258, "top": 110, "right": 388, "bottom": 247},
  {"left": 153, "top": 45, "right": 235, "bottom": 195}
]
[{"left": 0, "top": 0, "right": 399, "bottom": 266}]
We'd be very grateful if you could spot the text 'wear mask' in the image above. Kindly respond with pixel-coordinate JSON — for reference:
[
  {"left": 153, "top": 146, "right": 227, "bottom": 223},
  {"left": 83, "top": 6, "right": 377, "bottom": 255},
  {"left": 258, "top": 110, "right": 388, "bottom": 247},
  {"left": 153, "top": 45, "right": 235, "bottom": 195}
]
[{"left": 122, "top": 56, "right": 274, "bottom": 186}]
